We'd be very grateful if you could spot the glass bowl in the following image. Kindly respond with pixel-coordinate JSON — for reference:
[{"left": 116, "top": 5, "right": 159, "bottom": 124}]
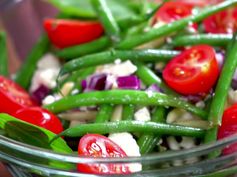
[
  {"left": 1, "top": 0, "right": 237, "bottom": 177},
  {"left": 0, "top": 134, "right": 237, "bottom": 177}
]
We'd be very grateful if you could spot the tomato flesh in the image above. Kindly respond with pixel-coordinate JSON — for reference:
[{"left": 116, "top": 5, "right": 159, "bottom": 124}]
[
  {"left": 0, "top": 76, "right": 37, "bottom": 114},
  {"left": 13, "top": 107, "right": 63, "bottom": 134},
  {"left": 218, "top": 104, "right": 237, "bottom": 155},
  {"left": 78, "top": 134, "right": 130, "bottom": 174},
  {"left": 153, "top": 1, "right": 197, "bottom": 30},
  {"left": 163, "top": 45, "right": 219, "bottom": 95},
  {"left": 44, "top": 19, "right": 104, "bottom": 48},
  {"left": 203, "top": 7, "right": 237, "bottom": 34},
  {"left": 173, "top": 0, "right": 222, "bottom": 7}
]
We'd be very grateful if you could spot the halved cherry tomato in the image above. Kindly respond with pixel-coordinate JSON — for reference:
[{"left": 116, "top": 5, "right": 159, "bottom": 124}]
[
  {"left": 77, "top": 134, "right": 130, "bottom": 175},
  {"left": 163, "top": 45, "right": 219, "bottom": 95},
  {"left": 13, "top": 107, "right": 63, "bottom": 134},
  {"left": 173, "top": 0, "right": 222, "bottom": 7},
  {"left": 218, "top": 104, "right": 237, "bottom": 155},
  {"left": 44, "top": 19, "right": 104, "bottom": 48},
  {"left": 203, "top": 7, "right": 237, "bottom": 34},
  {"left": 0, "top": 76, "right": 37, "bottom": 114},
  {"left": 152, "top": 1, "right": 197, "bottom": 30},
  {"left": 173, "top": 0, "right": 208, "bottom": 7}
]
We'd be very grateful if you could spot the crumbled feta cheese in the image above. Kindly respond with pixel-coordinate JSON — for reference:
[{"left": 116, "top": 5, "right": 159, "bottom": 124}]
[
  {"left": 228, "top": 88, "right": 237, "bottom": 105},
  {"left": 108, "top": 132, "right": 142, "bottom": 172},
  {"left": 146, "top": 90, "right": 154, "bottom": 98},
  {"left": 42, "top": 94, "right": 61, "bottom": 105},
  {"left": 37, "top": 53, "right": 61, "bottom": 69},
  {"left": 134, "top": 107, "right": 151, "bottom": 121},
  {"left": 30, "top": 53, "right": 61, "bottom": 92},
  {"left": 95, "top": 60, "right": 137, "bottom": 77},
  {"left": 114, "top": 59, "right": 122, "bottom": 64},
  {"left": 195, "top": 101, "right": 205, "bottom": 108}
]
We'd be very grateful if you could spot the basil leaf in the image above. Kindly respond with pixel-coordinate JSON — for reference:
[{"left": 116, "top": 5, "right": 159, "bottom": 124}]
[
  {"left": 48, "top": 0, "right": 139, "bottom": 19},
  {"left": 0, "top": 113, "right": 75, "bottom": 170}
]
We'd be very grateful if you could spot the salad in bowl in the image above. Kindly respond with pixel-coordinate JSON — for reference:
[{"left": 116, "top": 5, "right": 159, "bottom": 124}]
[{"left": 1, "top": 0, "right": 237, "bottom": 176}]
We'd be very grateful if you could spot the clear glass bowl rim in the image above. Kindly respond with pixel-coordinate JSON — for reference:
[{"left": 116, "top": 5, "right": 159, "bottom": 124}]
[{"left": 0, "top": 134, "right": 237, "bottom": 164}]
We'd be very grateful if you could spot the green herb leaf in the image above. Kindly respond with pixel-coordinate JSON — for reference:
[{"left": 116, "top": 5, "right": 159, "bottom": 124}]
[{"left": 0, "top": 113, "right": 75, "bottom": 170}]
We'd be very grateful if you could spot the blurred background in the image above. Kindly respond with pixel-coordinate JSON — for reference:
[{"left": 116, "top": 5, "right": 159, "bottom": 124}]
[
  {"left": 0, "top": 0, "right": 57, "bottom": 73},
  {"left": 0, "top": 1, "right": 57, "bottom": 174}
]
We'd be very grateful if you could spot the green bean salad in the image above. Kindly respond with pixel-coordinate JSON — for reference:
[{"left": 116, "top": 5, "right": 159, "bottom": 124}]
[{"left": 1, "top": 0, "right": 237, "bottom": 175}]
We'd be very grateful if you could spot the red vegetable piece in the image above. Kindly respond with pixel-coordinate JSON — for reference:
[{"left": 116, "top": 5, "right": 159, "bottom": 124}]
[
  {"left": 163, "top": 45, "right": 219, "bottom": 95},
  {"left": 203, "top": 7, "right": 237, "bottom": 34},
  {"left": 117, "top": 75, "right": 141, "bottom": 90},
  {"left": 218, "top": 104, "right": 237, "bottom": 155},
  {"left": 0, "top": 76, "right": 37, "bottom": 114},
  {"left": 77, "top": 134, "right": 130, "bottom": 175},
  {"left": 44, "top": 19, "right": 104, "bottom": 48},
  {"left": 14, "top": 107, "right": 63, "bottom": 134},
  {"left": 173, "top": 0, "right": 221, "bottom": 7},
  {"left": 152, "top": 1, "right": 197, "bottom": 30}
]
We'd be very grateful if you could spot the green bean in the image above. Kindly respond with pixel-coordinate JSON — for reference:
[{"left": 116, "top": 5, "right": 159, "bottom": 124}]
[
  {"left": 135, "top": 62, "right": 178, "bottom": 96},
  {"left": 91, "top": 0, "right": 121, "bottom": 43},
  {"left": 95, "top": 104, "right": 114, "bottom": 123},
  {"left": 144, "top": 0, "right": 170, "bottom": 20},
  {"left": 59, "top": 49, "right": 179, "bottom": 76},
  {"left": 53, "top": 120, "right": 206, "bottom": 140},
  {"left": 117, "top": 16, "right": 145, "bottom": 31},
  {"left": 207, "top": 35, "right": 237, "bottom": 126},
  {"left": 0, "top": 32, "right": 8, "bottom": 76},
  {"left": 14, "top": 34, "right": 50, "bottom": 89},
  {"left": 55, "top": 67, "right": 95, "bottom": 94},
  {"left": 44, "top": 90, "right": 207, "bottom": 119},
  {"left": 204, "top": 35, "right": 237, "bottom": 157},
  {"left": 122, "top": 104, "right": 135, "bottom": 121},
  {"left": 138, "top": 107, "right": 166, "bottom": 154},
  {"left": 116, "top": 0, "right": 237, "bottom": 49},
  {"left": 172, "top": 34, "right": 233, "bottom": 47},
  {"left": 55, "top": 37, "right": 111, "bottom": 60}
]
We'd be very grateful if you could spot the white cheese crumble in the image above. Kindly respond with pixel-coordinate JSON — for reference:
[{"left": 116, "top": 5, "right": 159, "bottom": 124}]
[
  {"left": 95, "top": 60, "right": 137, "bottom": 77},
  {"left": 134, "top": 107, "right": 151, "bottom": 121},
  {"left": 108, "top": 132, "right": 142, "bottom": 172},
  {"left": 228, "top": 88, "right": 237, "bottom": 105},
  {"left": 42, "top": 94, "right": 61, "bottom": 105},
  {"left": 30, "top": 53, "right": 61, "bottom": 92}
]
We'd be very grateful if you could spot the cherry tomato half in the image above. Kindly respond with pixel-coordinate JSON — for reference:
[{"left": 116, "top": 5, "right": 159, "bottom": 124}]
[
  {"left": 153, "top": 2, "right": 194, "bottom": 25},
  {"left": 44, "top": 19, "right": 104, "bottom": 48},
  {"left": 173, "top": 0, "right": 222, "bottom": 7},
  {"left": 14, "top": 107, "right": 63, "bottom": 134},
  {"left": 77, "top": 134, "right": 130, "bottom": 175},
  {"left": 173, "top": 0, "right": 207, "bottom": 7},
  {"left": 203, "top": 7, "right": 237, "bottom": 34},
  {"left": 163, "top": 45, "right": 219, "bottom": 95},
  {"left": 0, "top": 76, "right": 37, "bottom": 114},
  {"left": 218, "top": 104, "right": 237, "bottom": 155}
]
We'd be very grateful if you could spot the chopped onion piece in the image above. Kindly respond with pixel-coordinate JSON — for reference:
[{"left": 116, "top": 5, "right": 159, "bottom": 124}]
[
  {"left": 31, "top": 84, "right": 50, "bottom": 105},
  {"left": 117, "top": 75, "right": 140, "bottom": 90}
]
